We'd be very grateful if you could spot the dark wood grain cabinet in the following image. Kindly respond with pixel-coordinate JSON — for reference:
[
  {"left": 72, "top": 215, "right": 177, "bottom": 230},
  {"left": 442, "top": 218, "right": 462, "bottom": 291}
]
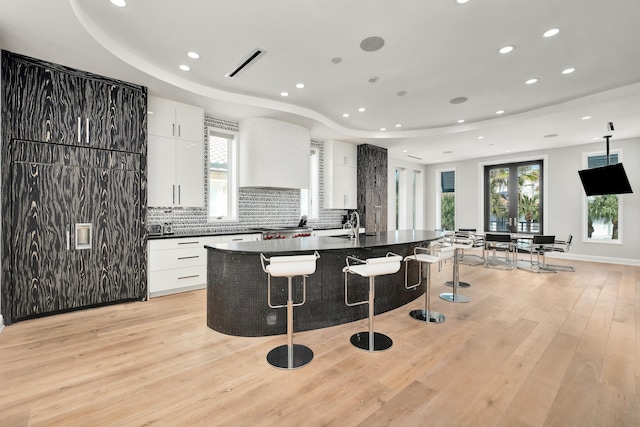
[
  {"left": 1, "top": 50, "right": 147, "bottom": 325},
  {"left": 3, "top": 51, "right": 145, "bottom": 152}
]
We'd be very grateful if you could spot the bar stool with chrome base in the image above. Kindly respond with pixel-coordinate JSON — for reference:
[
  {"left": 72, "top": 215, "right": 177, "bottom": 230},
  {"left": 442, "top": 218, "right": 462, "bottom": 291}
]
[
  {"left": 260, "top": 251, "right": 320, "bottom": 369},
  {"left": 444, "top": 233, "right": 475, "bottom": 288},
  {"left": 440, "top": 234, "right": 471, "bottom": 303},
  {"left": 343, "top": 252, "right": 403, "bottom": 352},
  {"left": 404, "top": 243, "right": 454, "bottom": 323}
]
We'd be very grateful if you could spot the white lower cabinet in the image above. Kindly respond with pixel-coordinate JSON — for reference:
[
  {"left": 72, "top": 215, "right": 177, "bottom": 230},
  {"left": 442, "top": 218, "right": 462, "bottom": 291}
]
[{"left": 148, "top": 233, "right": 261, "bottom": 297}]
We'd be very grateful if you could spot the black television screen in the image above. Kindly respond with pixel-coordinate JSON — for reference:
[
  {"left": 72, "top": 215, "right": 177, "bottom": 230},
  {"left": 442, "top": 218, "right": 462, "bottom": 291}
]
[{"left": 578, "top": 163, "right": 633, "bottom": 196}]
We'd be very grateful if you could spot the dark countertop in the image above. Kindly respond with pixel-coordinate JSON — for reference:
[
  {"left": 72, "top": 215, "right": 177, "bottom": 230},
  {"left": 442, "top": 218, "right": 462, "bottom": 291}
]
[
  {"left": 147, "top": 226, "right": 350, "bottom": 240},
  {"left": 205, "top": 230, "right": 445, "bottom": 253}
]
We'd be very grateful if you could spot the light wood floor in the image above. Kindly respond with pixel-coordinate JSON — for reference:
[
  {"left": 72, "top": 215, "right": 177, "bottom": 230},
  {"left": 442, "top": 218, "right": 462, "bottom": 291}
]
[{"left": 1, "top": 258, "right": 639, "bottom": 426}]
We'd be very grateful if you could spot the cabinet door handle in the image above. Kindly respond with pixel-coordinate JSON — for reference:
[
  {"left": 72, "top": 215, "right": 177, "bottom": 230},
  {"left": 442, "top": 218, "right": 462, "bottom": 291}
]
[
  {"left": 172, "top": 123, "right": 175, "bottom": 137},
  {"left": 178, "top": 124, "right": 181, "bottom": 138},
  {"left": 85, "top": 118, "right": 89, "bottom": 144},
  {"left": 178, "top": 185, "right": 181, "bottom": 204},
  {"left": 178, "top": 274, "right": 200, "bottom": 280},
  {"left": 66, "top": 224, "right": 70, "bottom": 250},
  {"left": 172, "top": 184, "right": 175, "bottom": 204},
  {"left": 177, "top": 241, "right": 201, "bottom": 245},
  {"left": 178, "top": 255, "right": 200, "bottom": 260},
  {"left": 232, "top": 238, "right": 243, "bottom": 241},
  {"left": 77, "top": 117, "right": 81, "bottom": 143}
]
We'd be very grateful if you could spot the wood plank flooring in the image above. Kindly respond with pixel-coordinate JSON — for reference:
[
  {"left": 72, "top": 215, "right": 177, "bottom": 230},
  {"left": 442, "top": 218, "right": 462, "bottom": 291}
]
[{"left": 1, "top": 259, "right": 638, "bottom": 426}]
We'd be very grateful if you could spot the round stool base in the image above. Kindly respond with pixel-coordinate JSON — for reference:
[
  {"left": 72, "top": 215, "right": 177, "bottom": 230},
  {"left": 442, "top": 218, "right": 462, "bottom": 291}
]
[
  {"left": 350, "top": 332, "right": 392, "bottom": 352},
  {"left": 444, "top": 280, "right": 471, "bottom": 288},
  {"left": 410, "top": 309, "right": 446, "bottom": 323},
  {"left": 266, "top": 344, "right": 313, "bottom": 370},
  {"left": 439, "top": 293, "right": 470, "bottom": 303}
]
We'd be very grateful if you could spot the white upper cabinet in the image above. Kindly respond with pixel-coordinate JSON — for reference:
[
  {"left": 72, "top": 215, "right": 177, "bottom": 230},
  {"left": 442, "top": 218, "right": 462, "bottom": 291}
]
[
  {"left": 147, "top": 96, "right": 204, "bottom": 207},
  {"left": 148, "top": 96, "right": 204, "bottom": 142},
  {"left": 323, "top": 139, "right": 358, "bottom": 209}
]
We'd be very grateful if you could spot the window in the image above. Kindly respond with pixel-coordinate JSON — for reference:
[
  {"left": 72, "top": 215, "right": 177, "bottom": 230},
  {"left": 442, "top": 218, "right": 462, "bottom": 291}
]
[
  {"left": 583, "top": 151, "right": 623, "bottom": 243},
  {"left": 208, "top": 129, "right": 237, "bottom": 220},
  {"left": 484, "top": 160, "right": 542, "bottom": 234},
  {"left": 300, "top": 148, "right": 319, "bottom": 219},
  {"left": 395, "top": 167, "right": 407, "bottom": 230},
  {"left": 437, "top": 169, "right": 455, "bottom": 231},
  {"left": 411, "top": 169, "right": 423, "bottom": 229}
]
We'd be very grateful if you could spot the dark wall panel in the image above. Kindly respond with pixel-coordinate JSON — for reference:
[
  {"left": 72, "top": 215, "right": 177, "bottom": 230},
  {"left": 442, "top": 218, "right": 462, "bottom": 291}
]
[{"left": 357, "top": 144, "right": 388, "bottom": 234}]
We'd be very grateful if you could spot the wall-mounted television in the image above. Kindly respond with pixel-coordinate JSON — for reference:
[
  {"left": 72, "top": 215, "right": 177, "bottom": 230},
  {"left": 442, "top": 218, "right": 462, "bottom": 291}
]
[{"left": 578, "top": 163, "right": 633, "bottom": 196}]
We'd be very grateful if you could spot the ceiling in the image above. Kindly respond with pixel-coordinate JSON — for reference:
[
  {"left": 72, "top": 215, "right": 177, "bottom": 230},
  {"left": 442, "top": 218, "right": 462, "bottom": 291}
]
[{"left": 2, "top": 0, "right": 640, "bottom": 164}]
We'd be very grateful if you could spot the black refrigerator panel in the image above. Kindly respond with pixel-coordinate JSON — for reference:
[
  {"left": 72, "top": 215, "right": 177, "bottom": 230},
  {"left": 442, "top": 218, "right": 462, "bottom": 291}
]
[{"left": 10, "top": 140, "right": 142, "bottom": 322}]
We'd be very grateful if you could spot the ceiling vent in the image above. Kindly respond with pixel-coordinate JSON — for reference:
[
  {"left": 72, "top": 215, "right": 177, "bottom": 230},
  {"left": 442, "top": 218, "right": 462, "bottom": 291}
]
[
  {"left": 225, "top": 48, "right": 265, "bottom": 78},
  {"left": 408, "top": 155, "right": 422, "bottom": 160}
]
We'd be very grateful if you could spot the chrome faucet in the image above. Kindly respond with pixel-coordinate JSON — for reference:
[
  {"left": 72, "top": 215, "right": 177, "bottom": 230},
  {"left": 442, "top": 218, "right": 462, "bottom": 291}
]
[{"left": 344, "top": 211, "right": 360, "bottom": 240}]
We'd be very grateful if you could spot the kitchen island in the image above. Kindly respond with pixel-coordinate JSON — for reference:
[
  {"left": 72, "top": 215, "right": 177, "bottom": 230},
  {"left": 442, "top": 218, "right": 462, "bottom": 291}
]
[{"left": 205, "top": 230, "right": 444, "bottom": 336}]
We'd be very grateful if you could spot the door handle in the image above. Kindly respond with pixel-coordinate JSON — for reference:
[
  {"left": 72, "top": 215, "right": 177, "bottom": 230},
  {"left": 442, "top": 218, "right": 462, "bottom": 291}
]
[
  {"left": 77, "top": 117, "right": 81, "bottom": 143},
  {"left": 85, "top": 118, "right": 89, "bottom": 144}
]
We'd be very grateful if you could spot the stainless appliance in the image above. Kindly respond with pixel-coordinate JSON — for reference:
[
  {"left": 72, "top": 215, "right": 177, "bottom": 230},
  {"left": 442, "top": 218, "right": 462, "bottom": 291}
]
[{"left": 257, "top": 227, "right": 313, "bottom": 240}]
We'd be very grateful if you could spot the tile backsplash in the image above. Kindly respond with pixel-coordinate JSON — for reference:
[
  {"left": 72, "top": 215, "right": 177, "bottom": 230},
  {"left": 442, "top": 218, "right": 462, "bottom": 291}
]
[{"left": 147, "top": 114, "right": 346, "bottom": 234}]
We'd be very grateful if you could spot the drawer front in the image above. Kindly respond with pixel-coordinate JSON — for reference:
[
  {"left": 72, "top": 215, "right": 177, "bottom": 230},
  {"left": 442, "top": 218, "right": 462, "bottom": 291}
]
[
  {"left": 149, "top": 238, "right": 207, "bottom": 251},
  {"left": 149, "top": 266, "right": 207, "bottom": 293},
  {"left": 149, "top": 247, "right": 206, "bottom": 271}
]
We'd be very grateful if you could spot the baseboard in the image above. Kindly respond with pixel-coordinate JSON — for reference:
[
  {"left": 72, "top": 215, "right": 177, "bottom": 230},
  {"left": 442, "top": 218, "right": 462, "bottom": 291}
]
[{"left": 546, "top": 252, "right": 640, "bottom": 266}]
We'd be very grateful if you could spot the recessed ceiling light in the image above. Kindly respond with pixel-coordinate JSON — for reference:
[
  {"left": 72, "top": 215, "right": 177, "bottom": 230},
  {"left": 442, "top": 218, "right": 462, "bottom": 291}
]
[
  {"left": 562, "top": 67, "right": 576, "bottom": 75},
  {"left": 456, "top": 0, "right": 470, "bottom": 4},
  {"left": 179, "top": 64, "right": 190, "bottom": 71},
  {"left": 147, "top": 111, "right": 154, "bottom": 115},
  {"left": 358, "top": 107, "right": 366, "bottom": 112},
  {"left": 582, "top": 116, "right": 592, "bottom": 120},
  {"left": 380, "top": 127, "right": 387, "bottom": 131},
  {"left": 592, "top": 137, "right": 600, "bottom": 141},
  {"left": 496, "top": 110, "right": 505, "bottom": 115},
  {"left": 505, "top": 150, "right": 511, "bottom": 153},
  {"left": 296, "top": 83, "right": 305, "bottom": 89},
  {"left": 457, "top": 119, "right": 465, "bottom": 123},
  {"left": 450, "top": 97, "right": 468, "bottom": 104},
  {"left": 395, "top": 124, "right": 402, "bottom": 128},
  {"left": 110, "top": 0, "right": 126, "bottom": 7},
  {"left": 525, "top": 78, "right": 538, "bottom": 84},
  {"left": 331, "top": 57, "right": 342, "bottom": 64},
  {"left": 342, "top": 113, "right": 350, "bottom": 118},
  {"left": 402, "top": 150, "right": 408, "bottom": 153},
  {"left": 360, "top": 36, "right": 385, "bottom": 52},
  {"left": 280, "top": 91, "right": 289, "bottom": 97},
  {"left": 477, "top": 136, "right": 484, "bottom": 139},
  {"left": 543, "top": 28, "right": 560, "bottom": 38},
  {"left": 498, "top": 45, "right": 514, "bottom": 54},
  {"left": 187, "top": 51, "right": 200, "bottom": 59}
]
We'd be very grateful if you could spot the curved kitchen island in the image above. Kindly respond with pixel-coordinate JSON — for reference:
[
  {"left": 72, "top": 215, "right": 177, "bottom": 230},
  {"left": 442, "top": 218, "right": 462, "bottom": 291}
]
[{"left": 205, "top": 230, "right": 444, "bottom": 336}]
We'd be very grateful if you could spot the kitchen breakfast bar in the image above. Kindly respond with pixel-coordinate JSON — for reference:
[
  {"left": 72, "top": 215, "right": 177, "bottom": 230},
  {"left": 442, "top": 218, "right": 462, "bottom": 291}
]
[{"left": 205, "top": 230, "right": 444, "bottom": 337}]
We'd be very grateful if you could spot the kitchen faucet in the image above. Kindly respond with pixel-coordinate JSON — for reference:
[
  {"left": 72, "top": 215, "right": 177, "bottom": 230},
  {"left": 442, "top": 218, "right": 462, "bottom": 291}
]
[{"left": 344, "top": 211, "right": 360, "bottom": 240}]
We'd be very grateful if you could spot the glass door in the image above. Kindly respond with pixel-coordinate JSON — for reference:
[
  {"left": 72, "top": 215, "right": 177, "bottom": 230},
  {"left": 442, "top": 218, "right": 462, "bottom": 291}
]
[{"left": 484, "top": 160, "right": 543, "bottom": 234}]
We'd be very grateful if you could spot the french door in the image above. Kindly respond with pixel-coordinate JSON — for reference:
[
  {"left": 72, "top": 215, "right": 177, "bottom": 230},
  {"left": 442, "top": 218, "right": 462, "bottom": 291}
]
[{"left": 484, "top": 160, "right": 543, "bottom": 234}]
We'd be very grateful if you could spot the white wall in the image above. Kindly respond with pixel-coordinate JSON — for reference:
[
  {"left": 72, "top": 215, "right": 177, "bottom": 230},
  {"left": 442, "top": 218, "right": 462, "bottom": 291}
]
[{"left": 424, "top": 137, "right": 640, "bottom": 264}]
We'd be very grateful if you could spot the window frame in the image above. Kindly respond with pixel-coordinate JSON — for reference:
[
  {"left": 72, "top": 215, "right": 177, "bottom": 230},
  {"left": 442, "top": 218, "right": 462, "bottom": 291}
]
[
  {"left": 300, "top": 147, "right": 319, "bottom": 220},
  {"left": 581, "top": 148, "right": 624, "bottom": 245},
  {"left": 436, "top": 167, "right": 456, "bottom": 231},
  {"left": 208, "top": 128, "right": 238, "bottom": 222}
]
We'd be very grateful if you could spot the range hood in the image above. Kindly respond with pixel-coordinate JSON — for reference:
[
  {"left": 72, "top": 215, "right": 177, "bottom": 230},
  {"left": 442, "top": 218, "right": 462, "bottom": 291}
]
[{"left": 239, "top": 118, "right": 310, "bottom": 189}]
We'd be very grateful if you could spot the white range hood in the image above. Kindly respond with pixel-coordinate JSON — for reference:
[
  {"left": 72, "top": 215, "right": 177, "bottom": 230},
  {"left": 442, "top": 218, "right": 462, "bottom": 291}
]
[{"left": 239, "top": 118, "right": 310, "bottom": 189}]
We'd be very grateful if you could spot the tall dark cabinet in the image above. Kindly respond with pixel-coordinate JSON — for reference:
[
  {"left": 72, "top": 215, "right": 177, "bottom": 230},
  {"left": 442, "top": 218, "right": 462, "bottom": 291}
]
[{"left": 1, "top": 51, "right": 147, "bottom": 325}]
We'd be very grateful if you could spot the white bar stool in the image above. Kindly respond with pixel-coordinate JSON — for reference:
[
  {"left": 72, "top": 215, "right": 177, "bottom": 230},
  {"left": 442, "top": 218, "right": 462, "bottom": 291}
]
[
  {"left": 260, "top": 251, "right": 320, "bottom": 369},
  {"left": 444, "top": 233, "right": 475, "bottom": 288},
  {"left": 404, "top": 244, "right": 454, "bottom": 323},
  {"left": 440, "top": 234, "right": 471, "bottom": 303},
  {"left": 343, "top": 252, "right": 403, "bottom": 352}
]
